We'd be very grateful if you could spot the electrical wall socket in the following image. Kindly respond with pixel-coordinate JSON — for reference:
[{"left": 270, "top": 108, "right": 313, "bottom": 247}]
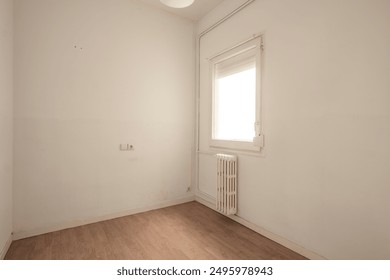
[{"left": 119, "top": 144, "right": 134, "bottom": 151}]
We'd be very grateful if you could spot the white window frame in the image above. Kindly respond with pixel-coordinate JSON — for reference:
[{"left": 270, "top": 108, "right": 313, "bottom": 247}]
[{"left": 209, "top": 36, "right": 263, "bottom": 152}]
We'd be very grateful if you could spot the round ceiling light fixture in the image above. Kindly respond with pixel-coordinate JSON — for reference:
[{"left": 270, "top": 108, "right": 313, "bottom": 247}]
[{"left": 160, "top": 0, "right": 195, "bottom": 9}]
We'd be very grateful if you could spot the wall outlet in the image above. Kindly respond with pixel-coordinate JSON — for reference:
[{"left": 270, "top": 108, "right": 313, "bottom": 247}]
[{"left": 119, "top": 144, "right": 134, "bottom": 151}]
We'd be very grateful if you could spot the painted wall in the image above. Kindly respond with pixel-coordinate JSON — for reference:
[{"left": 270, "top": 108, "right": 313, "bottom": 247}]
[
  {"left": 0, "top": 0, "right": 13, "bottom": 257},
  {"left": 197, "top": 0, "right": 390, "bottom": 259},
  {"left": 14, "top": 0, "right": 195, "bottom": 236}
]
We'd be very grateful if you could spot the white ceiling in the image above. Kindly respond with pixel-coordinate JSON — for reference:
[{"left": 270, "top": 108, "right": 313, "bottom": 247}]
[{"left": 140, "top": 0, "right": 225, "bottom": 21}]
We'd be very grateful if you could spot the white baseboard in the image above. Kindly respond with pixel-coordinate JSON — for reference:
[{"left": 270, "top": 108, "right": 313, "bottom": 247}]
[
  {"left": 195, "top": 193, "right": 326, "bottom": 260},
  {"left": 13, "top": 195, "right": 195, "bottom": 240},
  {"left": 0, "top": 234, "right": 13, "bottom": 260}
]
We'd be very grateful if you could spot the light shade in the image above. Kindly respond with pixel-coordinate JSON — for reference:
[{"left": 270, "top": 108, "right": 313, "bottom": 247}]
[{"left": 160, "top": 0, "right": 195, "bottom": 8}]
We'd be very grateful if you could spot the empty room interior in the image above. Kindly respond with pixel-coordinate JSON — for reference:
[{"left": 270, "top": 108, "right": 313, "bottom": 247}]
[{"left": 1, "top": 0, "right": 390, "bottom": 260}]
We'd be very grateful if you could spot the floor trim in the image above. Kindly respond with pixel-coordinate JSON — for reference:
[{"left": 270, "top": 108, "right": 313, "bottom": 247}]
[
  {"left": 195, "top": 193, "right": 326, "bottom": 260},
  {"left": 13, "top": 195, "right": 195, "bottom": 241},
  {"left": 0, "top": 234, "right": 13, "bottom": 260}
]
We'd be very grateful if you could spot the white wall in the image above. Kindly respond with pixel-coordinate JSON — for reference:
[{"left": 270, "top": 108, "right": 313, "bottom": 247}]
[
  {"left": 197, "top": 0, "right": 390, "bottom": 259},
  {"left": 14, "top": 0, "right": 195, "bottom": 236},
  {"left": 0, "top": 0, "right": 13, "bottom": 258}
]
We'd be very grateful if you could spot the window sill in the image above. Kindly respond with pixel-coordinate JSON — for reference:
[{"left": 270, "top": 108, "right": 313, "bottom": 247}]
[{"left": 209, "top": 139, "right": 261, "bottom": 152}]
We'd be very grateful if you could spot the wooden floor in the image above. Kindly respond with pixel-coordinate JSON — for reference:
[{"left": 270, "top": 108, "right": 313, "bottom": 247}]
[{"left": 5, "top": 202, "right": 306, "bottom": 260}]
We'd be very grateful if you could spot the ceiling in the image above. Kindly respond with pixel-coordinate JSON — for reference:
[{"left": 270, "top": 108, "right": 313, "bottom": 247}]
[{"left": 140, "top": 0, "right": 225, "bottom": 21}]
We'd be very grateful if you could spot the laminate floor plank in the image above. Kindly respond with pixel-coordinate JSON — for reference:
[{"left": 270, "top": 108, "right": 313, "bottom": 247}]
[{"left": 5, "top": 202, "right": 306, "bottom": 260}]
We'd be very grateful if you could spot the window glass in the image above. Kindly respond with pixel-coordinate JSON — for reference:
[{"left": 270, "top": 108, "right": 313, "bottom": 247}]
[{"left": 214, "top": 67, "right": 256, "bottom": 141}]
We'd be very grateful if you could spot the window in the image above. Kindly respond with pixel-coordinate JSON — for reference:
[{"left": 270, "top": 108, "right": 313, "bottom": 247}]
[{"left": 210, "top": 37, "right": 263, "bottom": 151}]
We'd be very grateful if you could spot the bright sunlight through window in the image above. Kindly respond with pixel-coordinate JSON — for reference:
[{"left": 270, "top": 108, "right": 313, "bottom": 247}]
[
  {"left": 210, "top": 37, "right": 262, "bottom": 151},
  {"left": 214, "top": 68, "right": 256, "bottom": 141}
]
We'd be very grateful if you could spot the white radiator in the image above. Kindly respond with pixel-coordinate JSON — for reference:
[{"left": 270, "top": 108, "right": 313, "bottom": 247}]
[{"left": 216, "top": 154, "right": 237, "bottom": 215}]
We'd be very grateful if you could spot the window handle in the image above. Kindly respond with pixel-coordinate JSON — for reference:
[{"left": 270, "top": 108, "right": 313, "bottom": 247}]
[
  {"left": 254, "top": 121, "right": 261, "bottom": 135},
  {"left": 253, "top": 135, "right": 264, "bottom": 148}
]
